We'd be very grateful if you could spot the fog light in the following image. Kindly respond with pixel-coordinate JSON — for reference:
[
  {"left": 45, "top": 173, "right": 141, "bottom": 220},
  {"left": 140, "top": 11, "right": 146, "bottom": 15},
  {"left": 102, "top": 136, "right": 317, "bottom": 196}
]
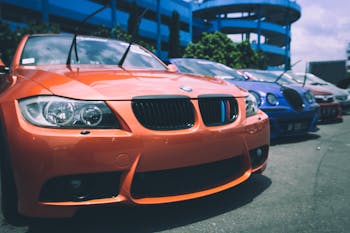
[
  {"left": 70, "top": 179, "right": 82, "bottom": 189},
  {"left": 69, "top": 179, "right": 87, "bottom": 200},
  {"left": 256, "top": 148, "right": 263, "bottom": 157},
  {"left": 249, "top": 146, "right": 267, "bottom": 169}
]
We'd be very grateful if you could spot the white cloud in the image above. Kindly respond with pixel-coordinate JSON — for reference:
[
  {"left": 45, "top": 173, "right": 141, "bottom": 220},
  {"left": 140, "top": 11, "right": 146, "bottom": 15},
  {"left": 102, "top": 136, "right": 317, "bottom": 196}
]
[{"left": 291, "top": 0, "right": 350, "bottom": 71}]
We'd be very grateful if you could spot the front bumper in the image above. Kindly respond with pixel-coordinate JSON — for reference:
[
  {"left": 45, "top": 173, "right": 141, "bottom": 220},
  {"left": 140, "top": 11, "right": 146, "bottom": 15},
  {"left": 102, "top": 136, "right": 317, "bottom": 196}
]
[
  {"left": 262, "top": 106, "right": 319, "bottom": 139},
  {"left": 339, "top": 99, "right": 350, "bottom": 114},
  {"left": 318, "top": 102, "right": 342, "bottom": 122},
  {"left": 2, "top": 101, "right": 269, "bottom": 218}
]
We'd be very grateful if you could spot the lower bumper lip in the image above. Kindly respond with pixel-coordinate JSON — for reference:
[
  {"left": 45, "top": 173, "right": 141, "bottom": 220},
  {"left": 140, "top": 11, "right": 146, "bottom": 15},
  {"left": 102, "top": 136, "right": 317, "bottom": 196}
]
[{"left": 5, "top": 106, "right": 269, "bottom": 217}]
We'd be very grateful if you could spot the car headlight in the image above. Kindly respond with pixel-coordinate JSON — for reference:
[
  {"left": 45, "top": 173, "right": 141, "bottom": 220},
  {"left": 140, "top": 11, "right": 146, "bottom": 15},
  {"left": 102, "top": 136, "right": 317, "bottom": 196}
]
[
  {"left": 245, "top": 93, "right": 259, "bottom": 117},
  {"left": 266, "top": 93, "right": 278, "bottom": 106},
  {"left": 19, "top": 96, "right": 120, "bottom": 128},
  {"left": 249, "top": 91, "right": 261, "bottom": 106},
  {"left": 304, "top": 90, "right": 315, "bottom": 104}
]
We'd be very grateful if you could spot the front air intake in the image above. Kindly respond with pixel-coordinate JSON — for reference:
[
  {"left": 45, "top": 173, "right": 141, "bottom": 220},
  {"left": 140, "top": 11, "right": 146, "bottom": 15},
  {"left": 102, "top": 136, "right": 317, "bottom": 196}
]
[
  {"left": 132, "top": 95, "right": 195, "bottom": 130},
  {"left": 131, "top": 155, "right": 244, "bottom": 198},
  {"left": 282, "top": 88, "right": 304, "bottom": 112}
]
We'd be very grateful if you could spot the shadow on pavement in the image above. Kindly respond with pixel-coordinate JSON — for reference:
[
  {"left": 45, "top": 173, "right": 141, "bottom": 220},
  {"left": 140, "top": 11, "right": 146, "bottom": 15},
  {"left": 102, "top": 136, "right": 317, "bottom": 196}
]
[
  {"left": 26, "top": 174, "right": 271, "bottom": 233},
  {"left": 317, "top": 118, "right": 343, "bottom": 125},
  {"left": 271, "top": 133, "right": 320, "bottom": 146}
]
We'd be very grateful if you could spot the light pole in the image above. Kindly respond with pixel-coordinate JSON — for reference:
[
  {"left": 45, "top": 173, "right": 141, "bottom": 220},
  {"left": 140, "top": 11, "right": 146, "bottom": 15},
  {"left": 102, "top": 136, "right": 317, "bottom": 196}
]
[{"left": 156, "top": 0, "right": 161, "bottom": 57}]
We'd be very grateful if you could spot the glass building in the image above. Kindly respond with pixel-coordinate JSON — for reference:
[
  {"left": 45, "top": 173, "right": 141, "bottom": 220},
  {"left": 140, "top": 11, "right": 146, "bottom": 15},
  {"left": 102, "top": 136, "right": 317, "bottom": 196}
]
[{"left": 0, "top": 0, "right": 301, "bottom": 69}]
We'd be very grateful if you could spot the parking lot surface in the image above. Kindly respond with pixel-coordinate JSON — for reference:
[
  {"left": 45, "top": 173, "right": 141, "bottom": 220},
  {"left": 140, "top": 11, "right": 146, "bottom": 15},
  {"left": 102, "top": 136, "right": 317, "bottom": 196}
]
[{"left": 1, "top": 115, "right": 350, "bottom": 233}]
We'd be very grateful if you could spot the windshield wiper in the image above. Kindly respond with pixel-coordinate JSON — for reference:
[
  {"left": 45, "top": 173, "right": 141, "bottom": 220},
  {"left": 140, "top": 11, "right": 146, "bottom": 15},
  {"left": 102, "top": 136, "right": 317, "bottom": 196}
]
[
  {"left": 66, "top": 4, "right": 108, "bottom": 66},
  {"left": 274, "top": 60, "right": 301, "bottom": 84},
  {"left": 118, "top": 7, "right": 149, "bottom": 68}
]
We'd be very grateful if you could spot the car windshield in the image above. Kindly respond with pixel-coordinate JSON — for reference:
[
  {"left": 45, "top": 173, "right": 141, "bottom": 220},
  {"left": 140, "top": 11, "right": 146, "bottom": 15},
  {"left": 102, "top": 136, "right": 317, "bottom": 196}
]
[
  {"left": 20, "top": 35, "right": 166, "bottom": 70},
  {"left": 246, "top": 70, "right": 296, "bottom": 85},
  {"left": 172, "top": 59, "right": 246, "bottom": 81}
]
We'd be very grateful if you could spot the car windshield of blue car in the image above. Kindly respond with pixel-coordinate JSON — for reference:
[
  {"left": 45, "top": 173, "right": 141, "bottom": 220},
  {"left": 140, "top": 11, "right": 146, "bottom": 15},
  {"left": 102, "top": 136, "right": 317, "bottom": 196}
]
[
  {"left": 20, "top": 35, "right": 167, "bottom": 70},
  {"left": 172, "top": 59, "right": 246, "bottom": 80}
]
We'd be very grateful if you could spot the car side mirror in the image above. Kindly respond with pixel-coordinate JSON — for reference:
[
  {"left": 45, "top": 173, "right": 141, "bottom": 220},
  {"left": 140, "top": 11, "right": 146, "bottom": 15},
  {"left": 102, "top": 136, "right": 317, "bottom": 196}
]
[
  {"left": 0, "top": 59, "right": 10, "bottom": 75},
  {"left": 167, "top": 64, "right": 178, "bottom": 73}
]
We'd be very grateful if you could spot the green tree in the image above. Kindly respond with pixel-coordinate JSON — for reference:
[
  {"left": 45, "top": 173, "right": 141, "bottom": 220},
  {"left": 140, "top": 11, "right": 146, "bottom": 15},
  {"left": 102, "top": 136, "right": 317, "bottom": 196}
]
[
  {"left": 168, "top": 11, "right": 181, "bottom": 58},
  {"left": 184, "top": 32, "right": 239, "bottom": 68},
  {"left": 92, "top": 24, "right": 112, "bottom": 38},
  {"left": 0, "top": 20, "right": 59, "bottom": 65},
  {"left": 235, "top": 40, "right": 267, "bottom": 69},
  {"left": 92, "top": 24, "right": 154, "bottom": 51},
  {"left": 0, "top": 21, "right": 16, "bottom": 65},
  {"left": 112, "top": 25, "right": 131, "bottom": 42},
  {"left": 184, "top": 31, "right": 266, "bottom": 69}
]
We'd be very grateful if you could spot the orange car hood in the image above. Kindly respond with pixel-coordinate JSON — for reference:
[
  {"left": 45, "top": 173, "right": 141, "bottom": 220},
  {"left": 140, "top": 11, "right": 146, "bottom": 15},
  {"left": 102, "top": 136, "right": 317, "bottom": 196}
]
[{"left": 18, "top": 65, "right": 246, "bottom": 100}]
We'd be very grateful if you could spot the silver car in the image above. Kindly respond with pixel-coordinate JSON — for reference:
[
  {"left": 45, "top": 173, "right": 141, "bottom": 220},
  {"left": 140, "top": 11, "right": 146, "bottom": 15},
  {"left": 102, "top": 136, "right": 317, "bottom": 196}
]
[{"left": 291, "top": 72, "right": 350, "bottom": 114}]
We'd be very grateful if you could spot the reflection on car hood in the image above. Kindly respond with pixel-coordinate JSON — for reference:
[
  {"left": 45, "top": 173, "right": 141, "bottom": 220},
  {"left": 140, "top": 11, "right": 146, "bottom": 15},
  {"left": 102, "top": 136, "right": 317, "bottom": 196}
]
[
  {"left": 226, "top": 80, "right": 284, "bottom": 97},
  {"left": 17, "top": 65, "right": 246, "bottom": 100}
]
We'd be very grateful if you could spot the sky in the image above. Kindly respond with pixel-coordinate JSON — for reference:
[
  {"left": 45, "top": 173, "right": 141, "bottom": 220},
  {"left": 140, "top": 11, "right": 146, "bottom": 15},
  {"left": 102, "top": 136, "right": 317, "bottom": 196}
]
[{"left": 291, "top": 0, "right": 350, "bottom": 72}]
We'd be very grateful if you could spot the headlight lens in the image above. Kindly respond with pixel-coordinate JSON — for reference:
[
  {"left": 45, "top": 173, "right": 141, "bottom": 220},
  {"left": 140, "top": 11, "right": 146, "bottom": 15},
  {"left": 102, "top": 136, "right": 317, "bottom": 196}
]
[
  {"left": 19, "top": 96, "right": 120, "bottom": 128},
  {"left": 266, "top": 93, "right": 278, "bottom": 106},
  {"left": 249, "top": 91, "right": 261, "bottom": 106},
  {"left": 304, "top": 90, "right": 315, "bottom": 104},
  {"left": 245, "top": 93, "right": 259, "bottom": 117}
]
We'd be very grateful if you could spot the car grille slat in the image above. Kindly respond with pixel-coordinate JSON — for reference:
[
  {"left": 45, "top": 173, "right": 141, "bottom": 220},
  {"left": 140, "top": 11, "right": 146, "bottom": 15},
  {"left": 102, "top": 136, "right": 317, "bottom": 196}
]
[
  {"left": 132, "top": 95, "right": 238, "bottom": 130},
  {"left": 132, "top": 96, "right": 195, "bottom": 130},
  {"left": 279, "top": 119, "right": 311, "bottom": 133},
  {"left": 319, "top": 106, "right": 339, "bottom": 119},
  {"left": 198, "top": 95, "right": 238, "bottom": 126}
]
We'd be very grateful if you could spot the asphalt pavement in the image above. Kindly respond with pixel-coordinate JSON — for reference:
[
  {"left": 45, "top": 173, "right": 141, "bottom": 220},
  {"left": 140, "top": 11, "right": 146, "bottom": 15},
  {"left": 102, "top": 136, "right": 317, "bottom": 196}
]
[{"left": 1, "top": 115, "right": 350, "bottom": 233}]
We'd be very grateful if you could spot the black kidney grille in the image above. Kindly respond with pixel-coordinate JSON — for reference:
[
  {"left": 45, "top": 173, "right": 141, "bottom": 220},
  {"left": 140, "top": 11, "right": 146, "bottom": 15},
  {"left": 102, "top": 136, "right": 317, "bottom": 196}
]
[
  {"left": 132, "top": 96, "right": 195, "bottom": 130},
  {"left": 198, "top": 95, "right": 238, "bottom": 126},
  {"left": 282, "top": 88, "right": 304, "bottom": 112}
]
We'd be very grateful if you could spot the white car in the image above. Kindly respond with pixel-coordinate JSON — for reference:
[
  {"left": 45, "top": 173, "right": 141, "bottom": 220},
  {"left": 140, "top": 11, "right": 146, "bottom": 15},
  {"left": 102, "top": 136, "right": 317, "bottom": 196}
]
[{"left": 294, "top": 73, "right": 350, "bottom": 114}]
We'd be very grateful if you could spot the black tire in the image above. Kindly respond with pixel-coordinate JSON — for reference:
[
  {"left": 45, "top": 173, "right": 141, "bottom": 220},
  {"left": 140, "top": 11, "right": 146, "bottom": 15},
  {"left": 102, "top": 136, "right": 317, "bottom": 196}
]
[{"left": 0, "top": 123, "right": 26, "bottom": 225}]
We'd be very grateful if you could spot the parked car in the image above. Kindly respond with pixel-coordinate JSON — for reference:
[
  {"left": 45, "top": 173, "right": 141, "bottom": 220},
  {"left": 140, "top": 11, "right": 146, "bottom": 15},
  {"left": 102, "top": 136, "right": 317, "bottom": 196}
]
[
  {"left": 169, "top": 58, "right": 319, "bottom": 139},
  {"left": 0, "top": 34, "right": 270, "bottom": 222},
  {"left": 244, "top": 69, "right": 342, "bottom": 123},
  {"left": 291, "top": 72, "right": 350, "bottom": 114}
]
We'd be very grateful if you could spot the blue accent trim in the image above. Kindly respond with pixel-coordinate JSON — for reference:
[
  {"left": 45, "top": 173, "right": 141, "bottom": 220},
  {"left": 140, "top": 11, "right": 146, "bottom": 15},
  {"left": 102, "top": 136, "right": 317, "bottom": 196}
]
[{"left": 221, "top": 100, "right": 226, "bottom": 123}]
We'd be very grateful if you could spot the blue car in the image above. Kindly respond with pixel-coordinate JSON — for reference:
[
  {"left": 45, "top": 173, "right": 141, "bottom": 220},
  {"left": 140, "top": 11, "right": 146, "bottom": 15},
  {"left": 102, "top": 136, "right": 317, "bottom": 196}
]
[{"left": 169, "top": 58, "right": 319, "bottom": 139}]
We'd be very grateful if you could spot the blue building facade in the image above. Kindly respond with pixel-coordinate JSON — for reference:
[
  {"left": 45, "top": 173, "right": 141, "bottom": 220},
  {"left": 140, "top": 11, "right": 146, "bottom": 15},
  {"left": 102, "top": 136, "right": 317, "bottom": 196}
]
[
  {"left": 192, "top": 0, "right": 301, "bottom": 69},
  {"left": 0, "top": 0, "right": 300, "bottom": 68}
]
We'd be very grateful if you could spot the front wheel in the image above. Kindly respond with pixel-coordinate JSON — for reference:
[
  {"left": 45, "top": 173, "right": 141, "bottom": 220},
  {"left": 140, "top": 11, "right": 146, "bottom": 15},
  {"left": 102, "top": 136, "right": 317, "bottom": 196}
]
[{"left": 0, "top": 161, "right": 24, "bottom": 225}]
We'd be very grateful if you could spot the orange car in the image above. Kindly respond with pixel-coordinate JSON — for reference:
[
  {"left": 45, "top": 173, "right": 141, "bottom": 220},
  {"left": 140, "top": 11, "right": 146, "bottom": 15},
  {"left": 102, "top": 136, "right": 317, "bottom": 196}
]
[{"left": 0, "top": 34, "right": 269, "bottom": 222}]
